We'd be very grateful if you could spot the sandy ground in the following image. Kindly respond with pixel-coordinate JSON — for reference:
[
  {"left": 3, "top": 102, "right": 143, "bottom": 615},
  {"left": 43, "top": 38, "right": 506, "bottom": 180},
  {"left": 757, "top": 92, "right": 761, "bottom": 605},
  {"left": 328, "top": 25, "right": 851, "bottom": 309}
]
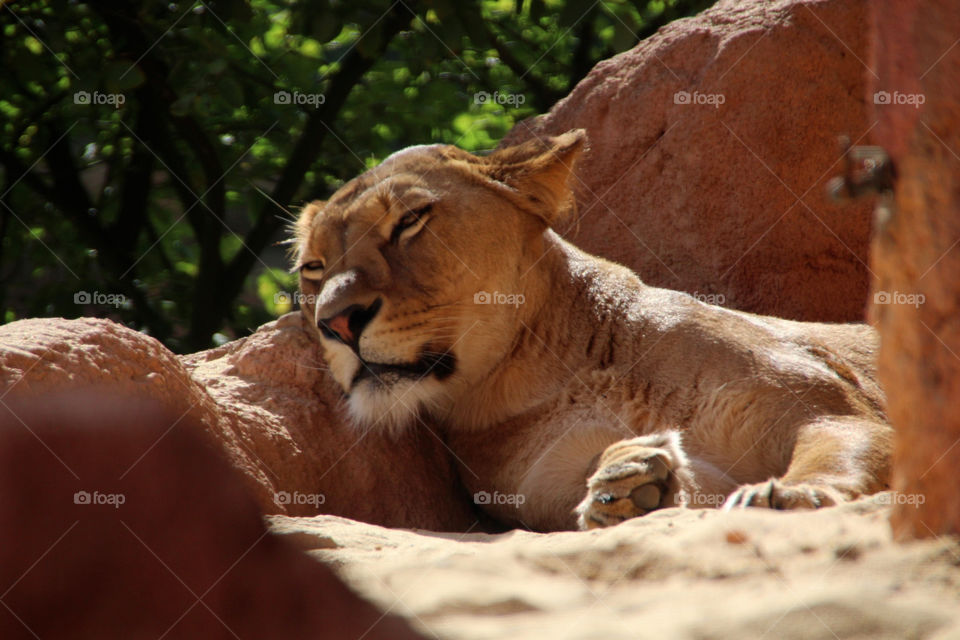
[{"left": 270, "top": 495, "right": 960, "bottom": 640}]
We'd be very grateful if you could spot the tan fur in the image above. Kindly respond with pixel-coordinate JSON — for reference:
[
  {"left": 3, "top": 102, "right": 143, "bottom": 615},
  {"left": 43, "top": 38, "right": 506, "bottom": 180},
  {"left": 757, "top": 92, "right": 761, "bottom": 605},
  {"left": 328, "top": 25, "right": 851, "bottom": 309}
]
[{"left": 293, "top": 131, "right": 892, "bottom": 532}]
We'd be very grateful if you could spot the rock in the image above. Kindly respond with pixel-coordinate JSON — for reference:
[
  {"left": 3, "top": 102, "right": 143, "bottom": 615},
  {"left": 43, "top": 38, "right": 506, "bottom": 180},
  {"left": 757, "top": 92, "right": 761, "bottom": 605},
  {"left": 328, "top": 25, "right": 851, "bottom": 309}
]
[
  {"left": 268, "top": 496, "right": 960, "bottom": 639},
  {"left": 505, "top": 0, "right": 875, "bottom": 322},
  {"left": 0, "top": 316, "right": 478, "bottom": 531},
  {"left": 868, "top": 0, "right": 960, "bottom": 539},
  {"left": 0, "top": 393, "right": 424, "bottom": 640}
]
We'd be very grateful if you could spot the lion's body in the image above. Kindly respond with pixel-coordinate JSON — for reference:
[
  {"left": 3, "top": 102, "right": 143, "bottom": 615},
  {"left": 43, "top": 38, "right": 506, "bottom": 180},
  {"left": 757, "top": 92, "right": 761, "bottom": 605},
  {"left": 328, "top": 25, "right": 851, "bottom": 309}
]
[
  {"left": 445, "top": 235, "right": 888, "bottom": 530},
  {"left": 294, "top": 131, "right": 892, "bottom": 531}
]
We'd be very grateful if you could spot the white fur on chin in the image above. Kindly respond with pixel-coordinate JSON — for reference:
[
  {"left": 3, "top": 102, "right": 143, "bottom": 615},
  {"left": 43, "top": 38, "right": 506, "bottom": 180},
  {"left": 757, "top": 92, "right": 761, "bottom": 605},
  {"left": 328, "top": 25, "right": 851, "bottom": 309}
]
[{"left": 346, "top": 377, "right": 446, "bottom": 437}]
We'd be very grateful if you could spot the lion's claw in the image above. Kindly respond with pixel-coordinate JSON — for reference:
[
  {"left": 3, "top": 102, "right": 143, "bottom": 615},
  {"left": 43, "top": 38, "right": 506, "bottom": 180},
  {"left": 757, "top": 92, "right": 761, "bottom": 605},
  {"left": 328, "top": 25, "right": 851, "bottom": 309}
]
[{"left": 723, "top": 479, "right": 841, "bottom": 511}]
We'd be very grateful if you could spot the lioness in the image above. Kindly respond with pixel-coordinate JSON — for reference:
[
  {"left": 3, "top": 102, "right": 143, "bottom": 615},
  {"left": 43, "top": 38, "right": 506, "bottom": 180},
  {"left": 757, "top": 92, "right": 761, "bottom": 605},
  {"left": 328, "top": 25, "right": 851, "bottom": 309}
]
[{"left": 292, "top": 130, "right": 891, "bottom": 532}]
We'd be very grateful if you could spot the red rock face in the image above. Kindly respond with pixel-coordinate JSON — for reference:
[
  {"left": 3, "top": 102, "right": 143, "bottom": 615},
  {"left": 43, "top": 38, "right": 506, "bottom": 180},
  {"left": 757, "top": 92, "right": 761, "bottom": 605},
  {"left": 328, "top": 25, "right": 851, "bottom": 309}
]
[
  {"left": 506, "top": 0, "right": 875, "bottom": 322},
  {"left": 0, "top": 393, "right": 424, "bottom": 639},
  {"left": 869, "top": 0, "right": 960, "bottom": 538},
  {"left": 0, "top": 316, "right": 478, "bottom": 532}
]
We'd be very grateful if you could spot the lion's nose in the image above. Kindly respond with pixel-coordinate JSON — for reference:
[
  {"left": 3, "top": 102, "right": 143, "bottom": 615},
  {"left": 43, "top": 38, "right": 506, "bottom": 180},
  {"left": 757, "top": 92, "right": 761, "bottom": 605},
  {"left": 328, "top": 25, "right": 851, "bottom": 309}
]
[{"left": 318, "top": 299, "right": 382, "bottom": 346}]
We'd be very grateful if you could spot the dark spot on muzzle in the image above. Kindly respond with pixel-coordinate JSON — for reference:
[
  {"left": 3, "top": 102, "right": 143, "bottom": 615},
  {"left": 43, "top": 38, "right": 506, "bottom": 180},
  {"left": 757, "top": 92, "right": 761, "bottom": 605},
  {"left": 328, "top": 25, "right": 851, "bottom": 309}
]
[{"left": 351, "top": 349, "right": 457, "bottom": 387}]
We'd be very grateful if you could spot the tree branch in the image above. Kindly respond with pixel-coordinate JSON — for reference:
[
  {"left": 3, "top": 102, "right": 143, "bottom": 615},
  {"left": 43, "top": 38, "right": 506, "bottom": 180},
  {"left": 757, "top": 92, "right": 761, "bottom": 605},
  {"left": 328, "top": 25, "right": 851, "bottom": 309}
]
[
  {"left": 111, "top": 107, "right": 155, "bottom": 247},
  {"left": 40, "top": 120, "right": 173, "bottom": 340},
  {"left": 200, "top": 7, "right": 411, "bottom": 347},
  {"left": 452, "top": 3, "right": 563, "bottom": 112}
]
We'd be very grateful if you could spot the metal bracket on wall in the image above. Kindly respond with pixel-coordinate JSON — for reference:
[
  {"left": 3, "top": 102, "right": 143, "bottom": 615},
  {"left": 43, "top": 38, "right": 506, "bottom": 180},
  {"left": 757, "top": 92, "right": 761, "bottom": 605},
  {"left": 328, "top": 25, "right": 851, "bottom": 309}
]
[{"left": 826, "top": 135, "right": 897, "bottom": 231}]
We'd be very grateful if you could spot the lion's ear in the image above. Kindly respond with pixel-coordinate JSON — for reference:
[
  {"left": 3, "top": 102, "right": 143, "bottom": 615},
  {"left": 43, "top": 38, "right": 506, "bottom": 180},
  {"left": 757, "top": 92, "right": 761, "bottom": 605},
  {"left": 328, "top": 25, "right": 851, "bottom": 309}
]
[{"left": 483, "top": 129, "right": 586, "bottom": 229}]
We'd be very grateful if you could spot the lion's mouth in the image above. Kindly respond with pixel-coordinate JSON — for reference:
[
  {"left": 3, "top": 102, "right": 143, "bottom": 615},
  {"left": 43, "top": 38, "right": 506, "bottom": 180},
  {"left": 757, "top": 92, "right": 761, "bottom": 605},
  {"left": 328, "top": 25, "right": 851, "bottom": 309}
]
[{"left": 351, "top": 350, "right": 457, "bottom": 388}]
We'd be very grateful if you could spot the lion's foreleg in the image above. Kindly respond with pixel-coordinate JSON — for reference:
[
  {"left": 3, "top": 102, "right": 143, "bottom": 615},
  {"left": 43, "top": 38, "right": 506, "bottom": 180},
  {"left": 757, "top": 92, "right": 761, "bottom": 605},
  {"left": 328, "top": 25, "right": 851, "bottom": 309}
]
[{"left": 724, "top": 416, "right": 892, "bottom": 510}]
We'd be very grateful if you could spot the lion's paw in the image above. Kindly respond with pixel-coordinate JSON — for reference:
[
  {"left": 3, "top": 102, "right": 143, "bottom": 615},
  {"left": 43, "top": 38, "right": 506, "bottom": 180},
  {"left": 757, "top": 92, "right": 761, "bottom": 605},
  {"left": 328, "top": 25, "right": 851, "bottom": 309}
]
[
  {"left": 575, "top": 433, "right": 690, "bottom": 530},
  {"left": 723, "top": 479, "right": 842, "bottom": 511}
]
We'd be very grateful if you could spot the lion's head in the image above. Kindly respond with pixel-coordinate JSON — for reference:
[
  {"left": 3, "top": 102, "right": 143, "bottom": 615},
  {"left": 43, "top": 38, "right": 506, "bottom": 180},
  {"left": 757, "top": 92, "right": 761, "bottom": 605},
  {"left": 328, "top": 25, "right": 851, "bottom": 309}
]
[{"left": 292, "top": 130, "right": 586, "bottom": 431}]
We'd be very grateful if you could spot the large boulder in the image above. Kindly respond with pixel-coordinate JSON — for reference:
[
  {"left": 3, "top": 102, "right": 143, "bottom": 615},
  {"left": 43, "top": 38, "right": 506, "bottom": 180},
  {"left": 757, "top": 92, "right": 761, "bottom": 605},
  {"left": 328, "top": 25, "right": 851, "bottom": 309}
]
[
  {"left": 0, "top": 316, "right": 477, "bottom": 531},
  {"left": 506, "top": 0, "right": 875, "bottom": 322},
  {"left": 0, "top": 394, "right": 423, "bottom": 639},
  {"left": 868, "top": 0, "right": 960, "bottom": 538}
]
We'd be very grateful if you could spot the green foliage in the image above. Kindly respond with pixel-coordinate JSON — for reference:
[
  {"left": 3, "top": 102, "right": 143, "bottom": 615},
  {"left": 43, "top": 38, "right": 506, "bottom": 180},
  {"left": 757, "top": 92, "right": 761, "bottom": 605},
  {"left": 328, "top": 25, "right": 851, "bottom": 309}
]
[{"left": 0, "top": 0, "right": 713, "bottom": 352}]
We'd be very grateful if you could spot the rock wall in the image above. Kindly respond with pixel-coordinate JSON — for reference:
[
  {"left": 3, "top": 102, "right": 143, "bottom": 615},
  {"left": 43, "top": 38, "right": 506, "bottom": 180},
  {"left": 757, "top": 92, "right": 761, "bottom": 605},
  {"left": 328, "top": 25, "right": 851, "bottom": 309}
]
[
  {"left": 869, "top": 0, "right": 960, "bottom": 538},
  {"left": 506, "top": 0, "right": 875, "bottom": 322}
]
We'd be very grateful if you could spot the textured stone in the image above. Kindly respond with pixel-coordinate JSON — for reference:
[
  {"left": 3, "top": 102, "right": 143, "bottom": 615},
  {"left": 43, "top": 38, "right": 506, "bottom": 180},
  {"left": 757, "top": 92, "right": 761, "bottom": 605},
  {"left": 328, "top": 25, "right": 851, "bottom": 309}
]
[
  {"left": 0, "top": 393, "right": 423, "bottom": 639},
  {"left": 505, "top": 0, "right": 875, "bottom": 322},
  {"left": 868, "top": 0, "right": 960, "bottom": 539}
]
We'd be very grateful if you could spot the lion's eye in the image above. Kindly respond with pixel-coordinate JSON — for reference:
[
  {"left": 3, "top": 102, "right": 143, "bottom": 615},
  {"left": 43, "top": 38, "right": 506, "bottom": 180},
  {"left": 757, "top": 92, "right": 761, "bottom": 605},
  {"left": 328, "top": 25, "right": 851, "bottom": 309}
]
[
  {"left": 391, "top": 204, "right": 432, "bottom": 244},
  {"left": 299, "top": 260, "right": 325, "bottom": 281}
]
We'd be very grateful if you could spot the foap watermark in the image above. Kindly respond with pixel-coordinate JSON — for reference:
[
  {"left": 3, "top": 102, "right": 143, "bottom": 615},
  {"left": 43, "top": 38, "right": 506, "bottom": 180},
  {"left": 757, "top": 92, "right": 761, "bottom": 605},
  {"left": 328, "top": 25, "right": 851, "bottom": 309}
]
[
  {"left": 874, "top": 290, "right": 925, "bottom": 308},
  {"left": 74, "top": 90, "right": 125, "bottom": 106},
  {"left": 875, "top": 491, "right": 926, "bottom": 507},
  {"left": 474, "top": 290, "right": 525, "bottom": 307},
  {"left": 74, "top": 490, "right": 126, "bottom": 509},
  {"left": 74, "top": 291, "right": 127, "bottom": 308},
  {"left": 474, "top": 90, "right": 526, "bottom": 107},
  {"left": 873, "top": 91, "right": 925, "bottom": 108},
  {"left": 274, "top": 491, "right": 326, "bottom": 507},
  {"left": 474, "top": 490, "right": 526, "bottom": 509},
  {"left": 274, "top": 291, "right": 317, "bottom": 306},
  {"left": 689, "top": 291, "right": 726, "bottom": 306},
  {"left": 274, "top": 90, "right": 326, "bottom": 108},
  {"left": 674, "top": 90, "right": 725, "bottom": 109},
  {"left": 687, "top": 492, "right": 728, "bottom": 507}
]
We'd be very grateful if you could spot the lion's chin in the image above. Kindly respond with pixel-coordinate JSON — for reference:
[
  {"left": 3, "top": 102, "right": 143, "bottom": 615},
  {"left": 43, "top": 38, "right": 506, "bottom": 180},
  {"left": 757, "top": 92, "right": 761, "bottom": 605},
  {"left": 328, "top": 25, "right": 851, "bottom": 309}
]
[{"left": 346, "top": 377, "right": 445, "bottom": 437}]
